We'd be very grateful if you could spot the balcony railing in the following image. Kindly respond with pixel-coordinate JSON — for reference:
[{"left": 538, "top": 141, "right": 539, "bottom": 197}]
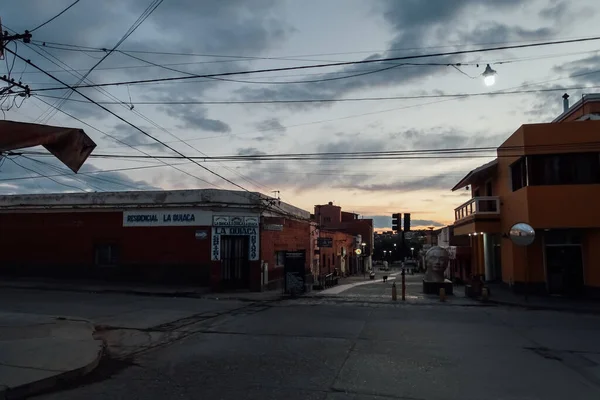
[{"left": 454, "top": 196, "right": 500, "bottom": 222}]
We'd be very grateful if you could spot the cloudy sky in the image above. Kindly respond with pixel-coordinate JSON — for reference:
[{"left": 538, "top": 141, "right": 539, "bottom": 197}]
[{"left": 1, "top": 0, "right": 599, "bottom": 229}]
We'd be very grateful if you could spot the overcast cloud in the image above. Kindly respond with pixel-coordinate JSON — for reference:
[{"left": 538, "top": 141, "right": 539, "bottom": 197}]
[{"left": 1, "top": 0, "right": 598, "bottom": 227}]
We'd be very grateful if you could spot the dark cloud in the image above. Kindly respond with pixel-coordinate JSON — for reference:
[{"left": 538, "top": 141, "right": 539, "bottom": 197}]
[
  {"left": 336, "top": 171, "right": 462, "bottom": 193},
  {"left": 539, "top": 0, "right": 595, "bottom": 23},
  {"left": 160, "top": 104, "right": 231, "bottom": 133},
  {"left": 3, "top": 0, "right": 290, "bottom": 134},
  {"left": 251, "top": 118, "right": 286, "bottom": 141},
  {"left": 236, "top": 0, "right": 555, "bottom": 107},
  {"left": 237, "top": 147, "right": 267, "bottom": 156},
  {"left": 108, "top": 123, "right": 168, "bottom": 152},
  {"left": 457, "top": 23, "right": 556, "bottom": 44}
]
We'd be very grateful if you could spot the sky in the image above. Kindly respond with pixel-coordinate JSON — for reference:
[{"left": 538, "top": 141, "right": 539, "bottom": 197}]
[{"left": 1, "top": 0, "right": 599, "bottom": 229}]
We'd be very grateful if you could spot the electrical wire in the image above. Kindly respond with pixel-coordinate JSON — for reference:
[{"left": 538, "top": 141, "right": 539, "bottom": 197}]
[
  {"left": 21, "top": 155, "right": 144, "bottom": 191},
  {"left": 32, "top": 84, "right": 600, "bottom": 106},
  {"left": 7, "top": 157, "right": 88, "bottom": 192},
  {"left": 28, "top": 34, "right": 600, "bottom": 92},
  {"left": 22, "top": 39, "right": 276, "bottom": 193},
  {"left": 29, "top": 34, "right": 600, "bottom": 62},
  {"left": 14, "top": 140, "right": 600, "bottom": 162},
  {"left": 32, "top": 96, "right": 218, "bottom": 188},
  {"left": 41, "top": 0, "right": 164, "bottom": 122},
  {"left": 119, "top": 51, "right": 431, "bottom": 85},
  {"left": 30, "top": 0, "right": 82, "bottom": 32},
  {"left": 31, "top": 45, "right": 273, "bottom": 192},
  {"left": 5, "top": 47, "right": 259, "bottom": 195}
]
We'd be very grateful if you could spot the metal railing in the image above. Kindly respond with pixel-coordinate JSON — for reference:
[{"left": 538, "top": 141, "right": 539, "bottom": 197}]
[{"left": 454, "top": 196, "right": 500, "bottom": 222}]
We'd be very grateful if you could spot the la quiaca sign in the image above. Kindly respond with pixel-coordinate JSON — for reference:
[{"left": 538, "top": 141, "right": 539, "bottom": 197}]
[{"left": 123, "top": 210, "right": 208, "bottom": 227}]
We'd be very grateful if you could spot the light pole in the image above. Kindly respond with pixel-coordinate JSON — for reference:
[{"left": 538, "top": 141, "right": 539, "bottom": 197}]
[
  {"left": 361, "top": 242, "right": 366, "bottom": 274},
  {"left": 411, "top": 247, "right": 415, "bottom": 258}
]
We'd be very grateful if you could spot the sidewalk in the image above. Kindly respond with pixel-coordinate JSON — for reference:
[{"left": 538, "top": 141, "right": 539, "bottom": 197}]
[
  {"left": 0, "top": 278, "right": 284, "bottom": 302},
  {"left": 485, "top": 283, "right": 600, "bottom": 314},
  {"left": 0, "top": 312, "right": 104, "bottom": 399}
]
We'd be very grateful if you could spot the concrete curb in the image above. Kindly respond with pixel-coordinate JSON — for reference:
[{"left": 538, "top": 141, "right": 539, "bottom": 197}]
[
  {"left": 0, "top": 282, "right": 205, "bottom": 298},
  {"left": 483, "top": 298, "right": 600, "bottom": 315},
  {"left": 0, "top": 335, "right": 105, "bottom": 400}
]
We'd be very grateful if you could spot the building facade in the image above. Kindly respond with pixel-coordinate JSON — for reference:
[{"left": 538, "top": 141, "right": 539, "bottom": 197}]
[
  {"left": 0, "top": 189, "right": 311, "bottom": 292},
  {"left": 314, "top": 202, "right": 374, "bottom": 274},
  {"left": 451, "top": 94, "right": 600, "bottom": 297}
]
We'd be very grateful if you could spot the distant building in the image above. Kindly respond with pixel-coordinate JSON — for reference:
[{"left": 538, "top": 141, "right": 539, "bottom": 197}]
[
  {"left": 451, "top": 94, "right": 600, "bottom": 297},
  {"left": 314, "top": 202, "right": 374, "bottom": 274}
]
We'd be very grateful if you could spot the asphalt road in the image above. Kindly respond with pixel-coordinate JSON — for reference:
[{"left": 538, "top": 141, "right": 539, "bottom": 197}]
[{"left": 3, "top": 281, "right": 600, "bottom": 399}]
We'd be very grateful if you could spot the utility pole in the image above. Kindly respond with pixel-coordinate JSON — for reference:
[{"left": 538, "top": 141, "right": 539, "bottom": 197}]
[{"left": 0, "top": 28, "right": 32, "bottom": 58}]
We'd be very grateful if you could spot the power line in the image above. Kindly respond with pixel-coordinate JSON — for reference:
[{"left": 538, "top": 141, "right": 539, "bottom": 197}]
[
  {"left": 18, "top": 45, "right": 598, "bottom": 79},
  {"left": 119, "top": 50, "right": 441, "bottom": 85},
  {"left": 15, "top": 140, "right": 600, "bottom": 162},
  {"left": 33, "top": 89, "right": 218, "bottom": 189},
  {"left": 30, "top": 34, "right": 600, "bottom": 61},
  {"left": 33, "top": 84, "right": 600, "bottom": 106},
  {"left": 22, "top": 36, "right": 273, "bottom": 194},
  {"left": 5, "top": 47, "right": 256, "bottom": 195},
  {"left": 41, "top": 0, "right": 165, "bottom": 122},
  {"left": 30, "top": 34, "right": 600, "bottom": 92},
  {"left": 7, "top": 157, "right": 88, "bottom": 192},
  {"left": 22, "top": 155, "right": 144, "bottom": 190},
  {"left": 0, "top": 160, "right": 194, "bottom": 183},
  {"left": 30, "top": 0, "right": 81, "bottom": 32}
]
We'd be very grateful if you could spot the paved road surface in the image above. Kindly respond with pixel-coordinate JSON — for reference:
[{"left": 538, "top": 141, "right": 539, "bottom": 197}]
[{"left": 2, "top": 281, "right": 600, "bottom": 399}]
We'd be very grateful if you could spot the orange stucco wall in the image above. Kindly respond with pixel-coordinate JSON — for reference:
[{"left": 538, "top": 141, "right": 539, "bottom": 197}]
[{"left": 455, "top": 119, "right": 600, "bottom": 290}]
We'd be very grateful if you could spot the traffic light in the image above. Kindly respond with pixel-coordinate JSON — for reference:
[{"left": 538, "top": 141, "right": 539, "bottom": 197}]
[
  {"left": 392, "top": 213, "right": 401, "bottom": 231},
  {"left": 404, "top": 213, "right": 411, "bottom": 232}
]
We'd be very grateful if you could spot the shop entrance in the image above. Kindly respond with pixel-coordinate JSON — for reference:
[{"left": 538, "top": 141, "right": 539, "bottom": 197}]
[
  {"left": 221, "top": 235, "right": 250, "bottom": 289},
  {"left": 545, "top": 245, "right": 584, "bottom": 296}
]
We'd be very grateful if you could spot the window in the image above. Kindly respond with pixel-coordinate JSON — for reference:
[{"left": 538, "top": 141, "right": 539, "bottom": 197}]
[
  {"left": 510, "top": 158, "right": 527, "bottom": 191},
  {"left": 529, "top": 153, "right": 600, "bottom": 186},
  {"left": 275, "top": 251, "right": 286, "bottom": 268},
  {"left": 95, "top": 244, "right": 119, "bottom": 266}
]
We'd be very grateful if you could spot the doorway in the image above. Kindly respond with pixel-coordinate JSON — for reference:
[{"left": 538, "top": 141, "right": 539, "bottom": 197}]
[
  {"left": 545, "top": 245, "right": 584, "bottom": 296},
  {"left": 221, "top": 236, "right": 250, "bottom": 289}
]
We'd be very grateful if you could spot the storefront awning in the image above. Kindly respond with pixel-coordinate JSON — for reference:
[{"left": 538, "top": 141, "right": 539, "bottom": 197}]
[
  {"left": 0, "top": 120, "right": 96, "bottom": 173},
  {"left": 451, "top": 159, "right": 498, "bottom": 191}
]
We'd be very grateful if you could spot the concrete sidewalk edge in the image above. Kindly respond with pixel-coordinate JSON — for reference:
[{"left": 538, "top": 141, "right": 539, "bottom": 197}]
[
  {"left": 0, "top": 282, "right": 202, "bottom": 298},
  {"left": 483, "top": 298, "right": 600, "bottom": 315},
  {"left": 0, "top": 339, "right": 105, "bottom": 400},
  {"left": 0, "top": 282, "right": 286, "bottom": 302}
]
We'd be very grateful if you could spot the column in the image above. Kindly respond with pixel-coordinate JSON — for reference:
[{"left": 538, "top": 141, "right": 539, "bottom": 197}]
[{"left": 483, "top": 233, "right": 494, "bottom": 281}]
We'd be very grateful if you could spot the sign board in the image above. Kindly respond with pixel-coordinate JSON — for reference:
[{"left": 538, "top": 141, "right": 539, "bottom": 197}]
[
  {"left": 211, "top": 226, "right": 259, "bottom": 261},
  {"left": 195, "top": 230, "right": 208, "bottom": 240},
  {"left": 264, "top": 224, "right": 283, "bottom": 231},
  {"left": 317, "top": 238, "right": 333, "bottom": 248},
  {"left": 212, "top": 215, "right": 259, "bottom": 227},
  {"left": 123, "top": 210, "right": 210, "bottom": 227},
  {"left": 213, "top": 226, "right": 258, "bottom": 235}
]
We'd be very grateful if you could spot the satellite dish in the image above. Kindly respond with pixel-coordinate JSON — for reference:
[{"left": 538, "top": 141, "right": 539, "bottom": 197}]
[{"left": 509, "top": 223, "right": 535, "bottom": 247}]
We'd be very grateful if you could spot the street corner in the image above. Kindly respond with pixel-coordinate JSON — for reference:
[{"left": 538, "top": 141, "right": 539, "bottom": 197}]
[{"left": 0, "top": 312, "right": 105, "bottom": 399}]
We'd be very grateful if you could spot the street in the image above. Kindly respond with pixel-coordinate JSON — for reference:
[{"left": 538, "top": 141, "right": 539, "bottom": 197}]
[{"left": 2, "top": 277, "right": 600, "bottom": 400}]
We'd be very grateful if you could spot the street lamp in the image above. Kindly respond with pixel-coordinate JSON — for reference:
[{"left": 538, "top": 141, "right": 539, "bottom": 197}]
[
  {"left": 482, "top": 64, "right": 497, "bottom": 86},
  {"left": 410, "top": 247, "right": 415, "bottom": 258}
]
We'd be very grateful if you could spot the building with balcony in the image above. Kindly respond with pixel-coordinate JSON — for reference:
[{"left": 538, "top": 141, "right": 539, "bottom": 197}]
[{"left": 451, "top": 94, "right": 600, "bottom": 297}]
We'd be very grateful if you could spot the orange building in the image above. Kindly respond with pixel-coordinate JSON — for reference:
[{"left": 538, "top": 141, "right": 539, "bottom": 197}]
[{"left": 451, "top": 94, "right": 600, "bottom": 297}]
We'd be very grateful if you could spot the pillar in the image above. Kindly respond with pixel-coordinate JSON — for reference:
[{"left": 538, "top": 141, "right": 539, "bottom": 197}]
[{"left": 483, "top": 233, "right": 494, "bottom": 281}]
